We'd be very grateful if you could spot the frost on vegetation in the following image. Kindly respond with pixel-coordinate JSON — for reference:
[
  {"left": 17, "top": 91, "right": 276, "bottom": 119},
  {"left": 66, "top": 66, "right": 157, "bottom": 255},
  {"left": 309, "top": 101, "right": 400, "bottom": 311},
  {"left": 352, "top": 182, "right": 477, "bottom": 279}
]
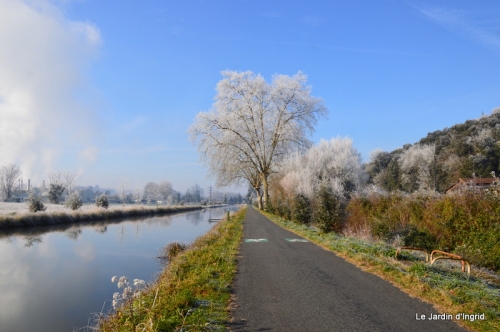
[
  {"left": 110, "top": 276, "right": 146, "bottom": 310},
  {"left": 95, "top": 194, "right": 109, "bottom": 209},
  {"left": 398, "top": 143, "right": 435, "bottom": 191},
  {"left": 358, "top": 184, "right": 387, "bottom": 196},
  {"left": 466, "top": 128, "right": 495, "bottom": 150},
  {"left": 469, "top": 153, "right": 487, "bottom": 165},
  {"left": 48, "top": 184, "right": 65, "bottom": 204},
  {"left": 272, "top": 137, "right": 367, "bottom": 232},
  {"left": 26, "top": 193, "right": 46, "bottom": 212},
  {"left": 0, "top": 164, "right": 22, "bottom": 201},
  {"left": 65, "top": 192, "right": 83, "bottom": 210},
  {"left": 279, "top": 137, "right": 367, "bottom": 200},
  {"left": 441, "top": 154, "right": 460, "bottom": 173}
]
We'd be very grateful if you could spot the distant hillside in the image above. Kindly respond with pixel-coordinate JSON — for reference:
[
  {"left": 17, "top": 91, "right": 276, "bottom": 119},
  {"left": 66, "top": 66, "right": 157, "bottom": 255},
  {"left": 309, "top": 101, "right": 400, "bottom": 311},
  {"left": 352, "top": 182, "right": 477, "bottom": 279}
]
[{"left": 365, "top": 110, "right": 500, "bottom": 193}]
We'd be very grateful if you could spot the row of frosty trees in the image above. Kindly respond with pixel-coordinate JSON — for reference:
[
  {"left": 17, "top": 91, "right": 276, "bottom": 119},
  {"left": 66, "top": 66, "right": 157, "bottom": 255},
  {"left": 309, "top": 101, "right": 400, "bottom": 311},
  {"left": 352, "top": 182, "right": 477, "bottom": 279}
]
[
  {"left": 189, "top": 71, "right": 500, "bottom": 271},
  {"left": 0, "top": 163, "right": 243, "bottom": 212},
  {"left": 189, "top": 70, "right": 363, "bottom": 232}
]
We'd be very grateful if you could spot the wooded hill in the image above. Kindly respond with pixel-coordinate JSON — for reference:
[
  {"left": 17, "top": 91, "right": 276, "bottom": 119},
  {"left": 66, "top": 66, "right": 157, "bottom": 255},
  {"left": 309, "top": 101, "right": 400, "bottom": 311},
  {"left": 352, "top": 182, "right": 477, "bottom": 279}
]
[{"left": 365, "top": 110, "right": 500, "bottom": 193}]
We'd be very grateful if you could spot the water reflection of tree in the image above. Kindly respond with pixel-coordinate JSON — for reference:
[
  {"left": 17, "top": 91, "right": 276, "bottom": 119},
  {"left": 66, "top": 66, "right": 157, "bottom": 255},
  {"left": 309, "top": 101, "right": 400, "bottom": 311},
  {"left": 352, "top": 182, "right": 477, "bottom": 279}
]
[
  {"left": 23, "top": 235, "right": 42, "bottom": 247},
  {"left": 65, "top": 227, "right": 83, "bottom": 240},
  {"left": 93, "top": 226, "right": 108, "bottom": 234},
  {"left": 186, "top": 211, "right": 202, "bottom": 225},
  {"left": 145, "top": 216, "right": 173, "bottom": 228}
]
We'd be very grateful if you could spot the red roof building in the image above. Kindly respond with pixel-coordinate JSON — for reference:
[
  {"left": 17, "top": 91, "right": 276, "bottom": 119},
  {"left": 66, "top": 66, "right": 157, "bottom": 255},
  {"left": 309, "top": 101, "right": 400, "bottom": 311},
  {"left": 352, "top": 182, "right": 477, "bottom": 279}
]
[{"left": 445, "top": 178, "right": 499, "bottom": 194}]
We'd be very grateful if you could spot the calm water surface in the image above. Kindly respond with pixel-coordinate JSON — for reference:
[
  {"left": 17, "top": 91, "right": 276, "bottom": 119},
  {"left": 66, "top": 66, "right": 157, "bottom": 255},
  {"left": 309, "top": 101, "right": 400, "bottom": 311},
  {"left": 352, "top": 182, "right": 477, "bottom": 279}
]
[{"left": 0, "top": 205, "right": 240, "bottom": 332}]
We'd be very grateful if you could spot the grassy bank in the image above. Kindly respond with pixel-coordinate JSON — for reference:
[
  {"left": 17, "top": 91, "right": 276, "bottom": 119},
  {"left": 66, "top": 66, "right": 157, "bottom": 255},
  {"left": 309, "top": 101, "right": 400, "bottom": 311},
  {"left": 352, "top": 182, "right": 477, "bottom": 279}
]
[
  {"left": 261, "top": 211, "right": 500, "bottom": 332},
  {"left": 97, "top": 207, "right": 246, "bottom": 331},
  {"left": 0, "top": 205, "right": 205, "bottom": 229}
]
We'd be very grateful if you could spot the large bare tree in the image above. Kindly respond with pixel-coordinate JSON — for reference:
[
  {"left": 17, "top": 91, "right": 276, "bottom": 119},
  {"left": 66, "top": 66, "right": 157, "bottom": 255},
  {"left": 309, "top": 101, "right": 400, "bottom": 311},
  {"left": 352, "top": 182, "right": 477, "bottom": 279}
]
[
  {"left": 189, "top": 71, "right": 326, "bottom": 209},
  {"left": 0, "top": 164, "right": 22, "bottom": 201}
]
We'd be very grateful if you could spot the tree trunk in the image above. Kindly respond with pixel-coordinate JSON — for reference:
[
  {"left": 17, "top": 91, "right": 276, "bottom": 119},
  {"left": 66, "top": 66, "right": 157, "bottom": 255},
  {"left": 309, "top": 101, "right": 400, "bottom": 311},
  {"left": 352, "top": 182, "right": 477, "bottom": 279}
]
[
  {"left": 261, "top": 173, "right": 269, "bottom": 210},
  {"left": 254, "top": 187, "right": 263, "bottom": 210}
]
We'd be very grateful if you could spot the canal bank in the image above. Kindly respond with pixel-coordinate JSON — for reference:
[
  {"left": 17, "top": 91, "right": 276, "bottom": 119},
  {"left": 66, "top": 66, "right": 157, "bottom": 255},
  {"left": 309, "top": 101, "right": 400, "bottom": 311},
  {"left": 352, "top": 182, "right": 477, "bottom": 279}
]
[
  {"left": 97, "top": 206, "right": 246, "bottom": 331},
  {"left": 0, "top": 204, "right": 230, "bottom": 229}
]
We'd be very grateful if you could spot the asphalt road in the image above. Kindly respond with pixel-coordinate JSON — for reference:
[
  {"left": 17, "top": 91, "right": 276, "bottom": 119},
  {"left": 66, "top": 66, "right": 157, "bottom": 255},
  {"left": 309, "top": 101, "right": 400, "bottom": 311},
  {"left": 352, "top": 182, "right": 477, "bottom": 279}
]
[{"left": 229, "top": 206, "right": 466, "bottom": 332}]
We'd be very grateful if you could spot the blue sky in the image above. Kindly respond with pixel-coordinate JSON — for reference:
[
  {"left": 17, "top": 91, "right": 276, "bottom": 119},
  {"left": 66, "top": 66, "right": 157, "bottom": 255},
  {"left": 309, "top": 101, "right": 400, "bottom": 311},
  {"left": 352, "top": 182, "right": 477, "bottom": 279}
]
[{"left": 1, "top": 0, "right": 499, "bottom": 193}]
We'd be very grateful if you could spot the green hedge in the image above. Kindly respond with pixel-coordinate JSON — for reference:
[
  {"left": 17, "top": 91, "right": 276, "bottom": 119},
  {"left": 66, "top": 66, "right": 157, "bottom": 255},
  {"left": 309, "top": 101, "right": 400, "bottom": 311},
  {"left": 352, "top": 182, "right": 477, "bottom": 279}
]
[{"left": 346, "top": 192, "right": 500, "bottom": 271}]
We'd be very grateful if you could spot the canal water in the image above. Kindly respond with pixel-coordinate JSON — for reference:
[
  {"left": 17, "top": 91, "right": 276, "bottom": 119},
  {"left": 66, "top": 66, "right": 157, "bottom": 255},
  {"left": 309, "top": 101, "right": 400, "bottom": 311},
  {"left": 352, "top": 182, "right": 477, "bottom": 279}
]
[{"left": 0, "top": 205, "right": 240, "bottom": 332}]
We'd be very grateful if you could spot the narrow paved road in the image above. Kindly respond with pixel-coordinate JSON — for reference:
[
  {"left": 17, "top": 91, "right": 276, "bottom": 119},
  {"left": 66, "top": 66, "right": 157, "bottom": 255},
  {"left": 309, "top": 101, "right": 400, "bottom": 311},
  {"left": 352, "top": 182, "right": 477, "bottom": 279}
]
[{"left": 230, "top": 206, "right": 465, "bottom": 332}]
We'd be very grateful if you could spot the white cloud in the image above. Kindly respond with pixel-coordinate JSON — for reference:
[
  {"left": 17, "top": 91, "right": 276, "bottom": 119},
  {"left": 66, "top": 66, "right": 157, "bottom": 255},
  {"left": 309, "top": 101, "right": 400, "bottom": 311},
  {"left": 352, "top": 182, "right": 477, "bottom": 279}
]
[
  {"left": 71, "top": 20, "right": 102, "bottom": 46},
  {"left": 0, "top": 0, "right": 102, "bottom": 182},
  {"left": 415, "top": 5, "right": 500, "bottom": 51}
]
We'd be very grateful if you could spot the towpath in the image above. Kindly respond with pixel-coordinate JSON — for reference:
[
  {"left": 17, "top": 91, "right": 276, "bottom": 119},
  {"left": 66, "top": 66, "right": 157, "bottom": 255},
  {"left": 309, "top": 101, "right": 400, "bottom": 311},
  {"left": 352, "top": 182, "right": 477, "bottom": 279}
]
[{"left": 229, "top": 206, "right": 465, "bottom": 332}]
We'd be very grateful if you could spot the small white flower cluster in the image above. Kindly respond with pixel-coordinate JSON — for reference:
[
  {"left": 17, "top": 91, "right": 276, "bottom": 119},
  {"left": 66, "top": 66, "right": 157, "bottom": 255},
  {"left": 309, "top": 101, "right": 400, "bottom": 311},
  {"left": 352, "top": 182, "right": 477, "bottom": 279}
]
[{"left": 110, "top": 275, "right": 146, "bottom": 310}]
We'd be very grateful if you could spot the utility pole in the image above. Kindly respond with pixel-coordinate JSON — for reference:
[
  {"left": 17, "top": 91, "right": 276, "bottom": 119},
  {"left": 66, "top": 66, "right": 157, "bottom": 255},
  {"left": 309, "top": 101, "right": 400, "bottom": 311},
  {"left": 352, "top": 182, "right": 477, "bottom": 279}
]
[{"left": 208, "top": 186, "right": 213, "bottom": 205}]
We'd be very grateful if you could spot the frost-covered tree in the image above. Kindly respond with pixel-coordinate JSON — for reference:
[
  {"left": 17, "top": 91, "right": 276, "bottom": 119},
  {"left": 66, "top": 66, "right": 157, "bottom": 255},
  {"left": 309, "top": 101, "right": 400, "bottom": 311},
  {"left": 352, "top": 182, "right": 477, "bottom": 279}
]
[
  {"left": 118, "top": 181, "right": 128, "bottom": 205},
  {"left": 189, "top": 71, "right": 327, "bottom": 209},
  {"left": 441, "top": 153, "right": 461, "bottom": 180},
  {"left": 158, "top": 180, "right": 173, "bottom": 201},
  {"left": 48, "top": 184, "right": 65, "bottom": 204},
  {"left": 26, "top": 193, "right": 46, "bottom": 212},
  {"left": 279, "top": 137, "right": 366, "bottom": 200},
  {"left": 143, "top": 182, "right": 159, "bottom": 204},
  {"left": 62, "top": 172, "right": 76, "bottom": 195},
  {"left": 45, "top": 171, "right": 77, "bottom": 202},
  {"left": 65, "top": 192, "right": 83, "bottom": 210},
  {"left": 398, "top": 143, "right": 435, "bottom": 192},
  {"left": 0, "top": 163, "right": 22, "bottom": 201},
  {"left": 47, "top": 172, "right": 63, "bottom": 186},
  {"left": 184, "top": 184, "right": 204, "bottom": 203},
  {"left": 96, "top": 194, "right": 109, "bottom": 209},
  {"left": 134, "top": 185, "right": 143, "bottom": 204}
]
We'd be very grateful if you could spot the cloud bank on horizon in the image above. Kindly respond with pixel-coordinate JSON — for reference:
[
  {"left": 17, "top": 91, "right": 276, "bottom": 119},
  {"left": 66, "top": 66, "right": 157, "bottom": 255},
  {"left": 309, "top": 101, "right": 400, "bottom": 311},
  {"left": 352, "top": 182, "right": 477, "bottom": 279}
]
[{"left": 0, "top": 0, "right": 101, "bottom": 185}]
